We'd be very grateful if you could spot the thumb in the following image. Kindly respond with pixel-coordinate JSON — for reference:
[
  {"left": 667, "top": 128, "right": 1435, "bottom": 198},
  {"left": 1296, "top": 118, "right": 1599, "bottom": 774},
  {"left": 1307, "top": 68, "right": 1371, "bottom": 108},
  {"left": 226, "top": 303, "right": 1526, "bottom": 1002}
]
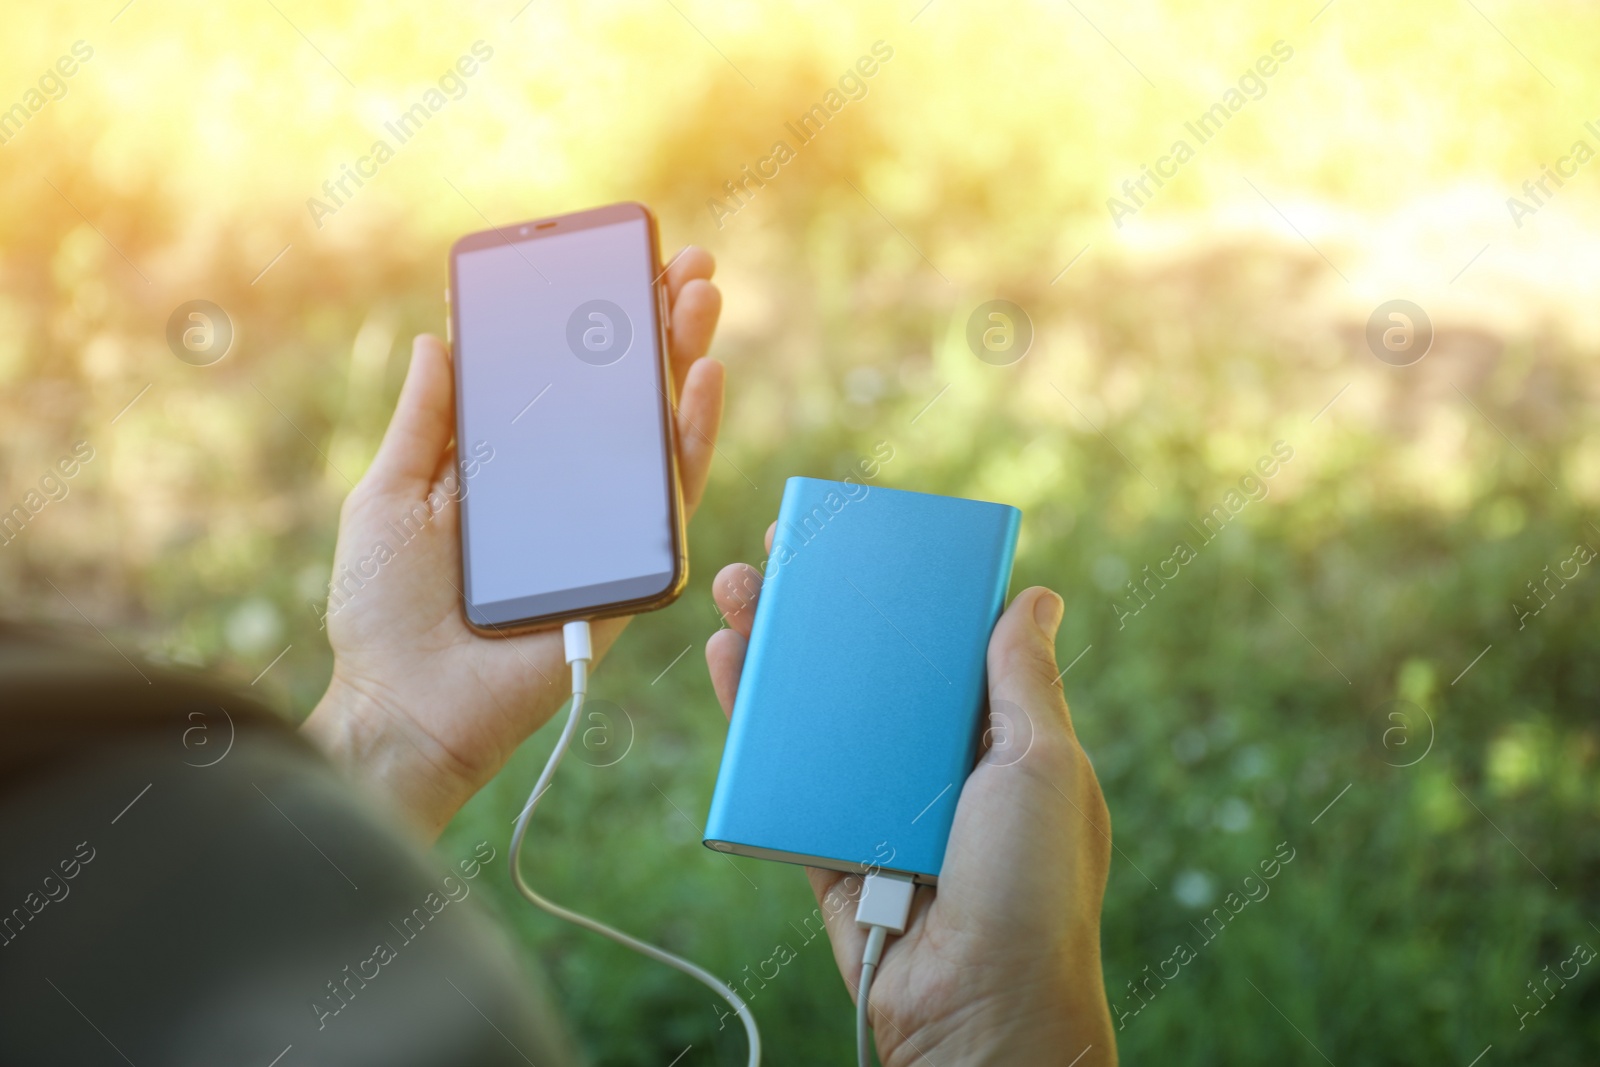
[
  {"left": 365, "top": 334, "right": 456, "bottom": 494},
  {"left": 985, "top": 586, "right": 1077, "bottom": 742}
]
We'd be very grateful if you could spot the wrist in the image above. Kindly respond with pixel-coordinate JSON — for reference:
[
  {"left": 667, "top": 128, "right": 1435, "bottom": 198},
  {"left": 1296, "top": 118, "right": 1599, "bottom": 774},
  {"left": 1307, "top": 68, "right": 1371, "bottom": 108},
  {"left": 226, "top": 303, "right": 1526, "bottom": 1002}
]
[{"left": 301, "top": 671, "right": 479, "bottom": 841}]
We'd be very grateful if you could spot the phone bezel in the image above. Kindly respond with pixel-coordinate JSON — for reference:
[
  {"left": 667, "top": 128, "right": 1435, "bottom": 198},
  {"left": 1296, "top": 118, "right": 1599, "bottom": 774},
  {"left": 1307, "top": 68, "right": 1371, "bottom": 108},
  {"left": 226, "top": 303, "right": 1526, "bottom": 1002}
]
[{"left": 446, "top": 201, "right": 688, "bottom": 637}]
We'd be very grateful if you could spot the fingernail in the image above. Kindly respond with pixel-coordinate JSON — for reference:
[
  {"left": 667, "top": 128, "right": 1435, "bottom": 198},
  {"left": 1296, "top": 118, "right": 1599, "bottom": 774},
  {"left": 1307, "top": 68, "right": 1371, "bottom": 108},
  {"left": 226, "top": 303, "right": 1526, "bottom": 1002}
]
[{"left": 1034, "top": 589, "right": 1064, "bottom": 637}]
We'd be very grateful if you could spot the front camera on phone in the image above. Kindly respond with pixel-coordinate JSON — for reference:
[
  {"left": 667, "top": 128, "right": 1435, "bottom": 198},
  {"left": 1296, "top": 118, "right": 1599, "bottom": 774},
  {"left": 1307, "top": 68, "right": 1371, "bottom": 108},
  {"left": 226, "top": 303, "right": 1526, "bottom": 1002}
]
[{"left": 566, "top": 299, "right": 633, "bottom": 367}]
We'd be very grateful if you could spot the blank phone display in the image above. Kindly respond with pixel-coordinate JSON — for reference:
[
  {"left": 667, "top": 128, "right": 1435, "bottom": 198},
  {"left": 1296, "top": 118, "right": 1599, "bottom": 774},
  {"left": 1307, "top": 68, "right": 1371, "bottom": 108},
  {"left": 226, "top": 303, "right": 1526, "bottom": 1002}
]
[{"left": 453, "top": 216, "right": 675, "bottom": 625}]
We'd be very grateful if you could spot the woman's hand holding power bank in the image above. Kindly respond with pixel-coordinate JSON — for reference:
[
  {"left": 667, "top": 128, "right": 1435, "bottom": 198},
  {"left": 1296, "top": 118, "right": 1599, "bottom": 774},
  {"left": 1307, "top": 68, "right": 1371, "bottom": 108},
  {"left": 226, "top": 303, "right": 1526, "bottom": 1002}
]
[{"left": 709, "top": 545, "right": 1118, "bottom": 1066}]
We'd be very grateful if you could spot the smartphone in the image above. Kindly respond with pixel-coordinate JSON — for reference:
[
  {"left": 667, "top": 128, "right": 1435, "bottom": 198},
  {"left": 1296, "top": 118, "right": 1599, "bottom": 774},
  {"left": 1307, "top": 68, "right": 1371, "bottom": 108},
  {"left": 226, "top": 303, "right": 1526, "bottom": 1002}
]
[{"left": 447, "top": 201, "right": 686, "bottom": 634}]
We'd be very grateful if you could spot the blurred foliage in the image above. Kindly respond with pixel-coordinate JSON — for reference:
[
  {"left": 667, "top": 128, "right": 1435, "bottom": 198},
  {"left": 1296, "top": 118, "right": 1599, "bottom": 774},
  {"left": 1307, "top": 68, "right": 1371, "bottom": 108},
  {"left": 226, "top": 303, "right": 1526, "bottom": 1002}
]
[{"left": 3, "top": 0, "right": 1599, "bottom": 1062}]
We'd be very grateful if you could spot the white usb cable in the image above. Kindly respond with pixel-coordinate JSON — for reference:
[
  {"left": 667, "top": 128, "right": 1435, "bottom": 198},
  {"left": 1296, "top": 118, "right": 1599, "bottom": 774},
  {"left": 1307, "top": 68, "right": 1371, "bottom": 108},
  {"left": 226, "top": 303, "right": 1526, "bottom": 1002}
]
[
  {"left": 508, "top": 619, "right": 761, "bottom": 1066},
  {"left": 854, "top": 869, "right": 917, "bottom": 1067}
]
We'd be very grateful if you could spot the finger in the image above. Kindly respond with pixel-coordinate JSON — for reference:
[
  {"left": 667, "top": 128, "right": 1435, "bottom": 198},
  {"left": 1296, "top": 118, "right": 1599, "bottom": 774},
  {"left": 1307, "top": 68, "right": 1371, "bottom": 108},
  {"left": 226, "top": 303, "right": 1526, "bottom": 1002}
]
[
  {"left": 764, "top": 521, "right": 776, "bottom": 554},
  {"left": 668, "top": 278, "right": 721, "bottom": 394},
  {"left": 706, "top": 628, "right": 747, "bottom": 716},
  {"left": 364, "top": 335, "right": 455, "bottom": 495},
  {"left": 675, "top": 358, "right": 724, "bottom": 516},
  {"left": 801, "top": 866, "right": 936, "bottom": 1001},
  {"left": 712, "top": 562, "right": 763, "bottom": 637},
  {"left": 805, "top": 866, "right": 867, "bottom": 978},
  {"left": 986, "top": 586, "right": 1076, "bottom": 739},
  {"left": 663, "top": 245, "right": 714, "bottom": 304}
]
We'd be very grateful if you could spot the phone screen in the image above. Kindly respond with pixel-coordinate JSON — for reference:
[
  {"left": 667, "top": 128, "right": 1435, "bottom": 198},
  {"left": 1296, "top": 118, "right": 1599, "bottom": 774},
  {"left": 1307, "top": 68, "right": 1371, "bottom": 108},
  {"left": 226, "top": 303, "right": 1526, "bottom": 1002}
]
[{"left": 450, "top": 204, "right": 680, "bottom": 629}]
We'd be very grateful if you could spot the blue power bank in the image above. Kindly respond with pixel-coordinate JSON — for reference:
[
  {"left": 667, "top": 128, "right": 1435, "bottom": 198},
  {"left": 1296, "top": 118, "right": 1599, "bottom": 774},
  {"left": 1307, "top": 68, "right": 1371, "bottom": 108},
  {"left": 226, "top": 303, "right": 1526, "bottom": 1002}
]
[{"left": 703, "top": 477, "right": 1020, "bottom": 883}]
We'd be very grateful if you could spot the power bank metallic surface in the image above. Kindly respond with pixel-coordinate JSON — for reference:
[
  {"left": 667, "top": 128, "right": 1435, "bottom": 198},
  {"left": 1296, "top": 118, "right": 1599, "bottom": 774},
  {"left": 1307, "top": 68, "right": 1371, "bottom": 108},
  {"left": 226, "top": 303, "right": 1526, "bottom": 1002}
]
[{"left": 703, "top": 477, "right": 1020, "bottom": 884}]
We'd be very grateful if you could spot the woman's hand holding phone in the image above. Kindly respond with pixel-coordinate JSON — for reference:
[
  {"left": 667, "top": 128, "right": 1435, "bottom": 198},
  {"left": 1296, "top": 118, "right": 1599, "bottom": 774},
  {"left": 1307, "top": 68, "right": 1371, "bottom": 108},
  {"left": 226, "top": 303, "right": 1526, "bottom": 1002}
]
[
  {"left": 707, "top": 541, "right": 1119, "bottom": 1067},
  {"left": 302, "top": 248, "right": 723, "bottom": 840}
]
